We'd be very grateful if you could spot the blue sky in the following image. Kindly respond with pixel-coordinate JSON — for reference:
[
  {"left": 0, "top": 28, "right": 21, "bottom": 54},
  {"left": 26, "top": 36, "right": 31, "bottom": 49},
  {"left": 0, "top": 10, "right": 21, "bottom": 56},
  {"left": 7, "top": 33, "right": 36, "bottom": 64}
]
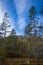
[{"left": 0, "top": 0, "right": 43, "bottom": 36}]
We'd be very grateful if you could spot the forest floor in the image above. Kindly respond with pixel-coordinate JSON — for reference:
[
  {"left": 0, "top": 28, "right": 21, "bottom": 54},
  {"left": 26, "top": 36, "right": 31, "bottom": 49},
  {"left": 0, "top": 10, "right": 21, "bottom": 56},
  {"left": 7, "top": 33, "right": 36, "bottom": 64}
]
[{"left": 0, "top": 57, "right": 43, "bottom": 65}]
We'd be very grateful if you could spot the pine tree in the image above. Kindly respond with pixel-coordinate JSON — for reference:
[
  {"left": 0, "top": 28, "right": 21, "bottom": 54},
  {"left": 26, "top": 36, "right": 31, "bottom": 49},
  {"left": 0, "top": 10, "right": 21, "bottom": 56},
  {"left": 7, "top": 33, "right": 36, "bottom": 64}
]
[
  {"left": 0, "top": 12, "right": 11, "bottom": 37},
  {"left": 25, "top": 6, "right": 38, "bottom": 37},
  {"left": 10, "top": 28, "right": 16, "bottom": 36}
]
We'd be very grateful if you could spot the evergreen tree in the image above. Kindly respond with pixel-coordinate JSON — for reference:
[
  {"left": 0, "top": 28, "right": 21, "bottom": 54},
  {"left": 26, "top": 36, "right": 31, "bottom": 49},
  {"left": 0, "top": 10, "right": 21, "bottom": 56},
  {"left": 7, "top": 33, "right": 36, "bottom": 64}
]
[
  {"left": 25, "top": 21, "right": 33, "bottom": 37},
  {"left": 0, "top": 12, "right": 11, "bottom": 37},
  {"left": 10, "top": 28, "right": 16, "bottom": 36},
  {"left": 25, "top": 6, "right": 38, "bottom": 37}
]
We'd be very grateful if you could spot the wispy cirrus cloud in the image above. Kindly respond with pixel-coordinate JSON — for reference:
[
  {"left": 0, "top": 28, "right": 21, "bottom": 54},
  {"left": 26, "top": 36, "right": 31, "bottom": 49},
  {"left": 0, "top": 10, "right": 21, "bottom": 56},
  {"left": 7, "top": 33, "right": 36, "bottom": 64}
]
[
  {"left": 0, "top": 0, "right": 7, "bottom": 24},
  {"left": 17, "top": 18, "right": 26, "bottom": 30},
  {"left": 14, "top": 0, "right": 27, "bottom": 16},
  {"left": 14, "top": 0, "right": 28, "bottom": 35}
]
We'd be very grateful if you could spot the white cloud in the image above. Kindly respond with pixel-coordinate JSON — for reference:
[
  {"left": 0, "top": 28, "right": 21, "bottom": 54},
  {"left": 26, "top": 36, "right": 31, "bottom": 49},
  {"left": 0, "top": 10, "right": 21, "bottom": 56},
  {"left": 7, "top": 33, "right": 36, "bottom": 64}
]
[
  {"left": 0, "top": 0, "right": 7, "bottom": 24},
  {"left": 15, "top": 17, "right": 26, "bottom": 36},
  {"left": 0, "top": 10, "right": 4, "bottom": 24},
  {"left": 17, "top": 18, "right": 26, "bottom": 30},
  {"left": 14, "top": 0, "right": 27, "bottom": 16},
  {"left": 14, "top": 0, "right": 28, "bottom": 35}
]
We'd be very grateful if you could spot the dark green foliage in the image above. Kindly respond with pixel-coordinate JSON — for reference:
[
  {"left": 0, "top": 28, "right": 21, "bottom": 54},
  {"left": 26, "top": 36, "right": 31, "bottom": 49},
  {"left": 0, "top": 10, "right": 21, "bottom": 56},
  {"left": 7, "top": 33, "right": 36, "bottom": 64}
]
[
  {"left": 25, "top": 6, "right": 38, "bottom": 37},
  {"left": 29, "top": 6, "right": 37, "bottom": 20},
  {"left": 25, "top": 22, "right": 33, "bottom": 37},
  {"left": 0, "top": 35, "right": 43, "bottom": 59},
  {"left": 10, "top": 28, "right": 16, "bottom": 36}
]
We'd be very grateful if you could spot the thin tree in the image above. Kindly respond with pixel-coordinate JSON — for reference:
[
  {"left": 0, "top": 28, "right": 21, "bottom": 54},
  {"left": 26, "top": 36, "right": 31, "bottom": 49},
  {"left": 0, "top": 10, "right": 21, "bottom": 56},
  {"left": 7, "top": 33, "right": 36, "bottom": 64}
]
[
  {"left": 10, "top": 28, "right": 16, "bottom": 36},
  {"left": 0, "top": 12, "right": 11, "bottom": 37},
  {"left": 25, "top": 6, "right": 38, "bottom": 38}
]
